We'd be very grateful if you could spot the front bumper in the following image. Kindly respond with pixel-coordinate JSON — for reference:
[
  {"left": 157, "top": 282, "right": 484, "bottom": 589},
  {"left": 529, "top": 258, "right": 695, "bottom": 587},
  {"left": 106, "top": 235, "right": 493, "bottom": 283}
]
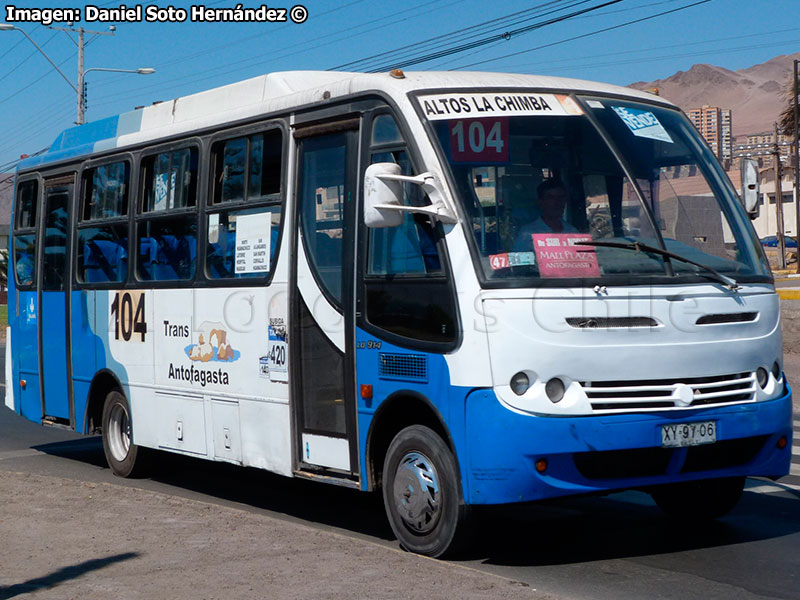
[{"left": 464, "top": 384, "right": 793, "bottom": 505}]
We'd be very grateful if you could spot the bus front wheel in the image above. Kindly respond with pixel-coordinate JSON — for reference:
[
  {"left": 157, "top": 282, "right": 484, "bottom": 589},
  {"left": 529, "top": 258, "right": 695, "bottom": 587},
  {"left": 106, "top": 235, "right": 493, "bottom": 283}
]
[
  {"left": 651, "top": 476, "right": 745, "bottom": 520},
  {"left": 101, "top": 390, "right": 148, "bottom": 478},
  {"left": 382, "top": 425, "right": 469, "bottom": 558}
]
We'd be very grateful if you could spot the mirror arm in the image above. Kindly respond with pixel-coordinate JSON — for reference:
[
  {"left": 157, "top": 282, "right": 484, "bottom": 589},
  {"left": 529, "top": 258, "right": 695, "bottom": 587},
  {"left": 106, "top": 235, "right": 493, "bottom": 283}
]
[{"left": 373, "top": 171, "right": 458, "bottom": 224}]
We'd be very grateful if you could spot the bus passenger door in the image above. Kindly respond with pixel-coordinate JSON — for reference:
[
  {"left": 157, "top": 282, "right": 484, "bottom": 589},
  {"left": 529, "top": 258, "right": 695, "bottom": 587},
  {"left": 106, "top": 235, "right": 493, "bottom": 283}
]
[
  {"left": 291, "top": 126, "right": 359, "bottom": 480},
  {"left": 38, "top": 177, "right": 73, "bottom": 425}
]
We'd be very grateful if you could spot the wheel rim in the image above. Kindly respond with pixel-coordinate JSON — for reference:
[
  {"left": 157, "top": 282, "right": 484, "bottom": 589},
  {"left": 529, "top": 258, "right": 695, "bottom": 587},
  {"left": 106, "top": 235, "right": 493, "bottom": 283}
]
[
  {"left": 107, "top": 402, "right": 131, "bottom": 462},
  {"left": 392, "top": 451, "right": 441, "bottom": 534}
]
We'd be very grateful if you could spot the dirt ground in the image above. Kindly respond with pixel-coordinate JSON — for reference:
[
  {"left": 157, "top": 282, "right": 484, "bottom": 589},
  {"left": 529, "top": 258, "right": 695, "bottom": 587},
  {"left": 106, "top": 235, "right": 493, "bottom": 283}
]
[{"left": 0, "top": 470, "right": 551, "bottom": 600}]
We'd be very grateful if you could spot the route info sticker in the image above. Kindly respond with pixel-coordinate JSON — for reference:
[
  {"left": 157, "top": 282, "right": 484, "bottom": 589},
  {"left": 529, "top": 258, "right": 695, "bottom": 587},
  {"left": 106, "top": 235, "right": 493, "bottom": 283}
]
[{"left": 531, "top": 234, "right": 600, "bottom": 278}]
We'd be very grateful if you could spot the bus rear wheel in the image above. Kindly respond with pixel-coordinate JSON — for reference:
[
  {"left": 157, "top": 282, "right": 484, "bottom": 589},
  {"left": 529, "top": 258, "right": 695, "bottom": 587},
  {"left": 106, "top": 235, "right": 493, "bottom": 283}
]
[
  {"left": 101, "top": 390, "right": 148, "bottom": 478},
  {"left": 382, "top": 425, "right": 469, "bottom": 558},
  {"left": 651, "top": 476, "right": 745, "bottom": 520}
]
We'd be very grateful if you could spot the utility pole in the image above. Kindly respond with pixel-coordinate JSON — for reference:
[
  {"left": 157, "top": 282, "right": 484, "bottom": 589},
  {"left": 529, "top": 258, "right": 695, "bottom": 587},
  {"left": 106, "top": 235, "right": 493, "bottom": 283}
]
[
  {"left": 50, "top": 25, "right": 115, "bottom": 125},
  {"left": 794, "top": 59, "right": 799, "bottom": 273},
  {"left": 774, "top": 121, "right": 786, "bottom": 269}
]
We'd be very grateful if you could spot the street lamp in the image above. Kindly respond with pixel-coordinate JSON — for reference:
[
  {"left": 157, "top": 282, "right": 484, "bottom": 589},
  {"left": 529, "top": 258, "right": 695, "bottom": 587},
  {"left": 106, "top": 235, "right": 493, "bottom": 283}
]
[
  {"left": 0, "top": 23, "right": 155, "bottom": 125},
  {"left": 78, "top": 66, "right": 156, "bottom": 125}
]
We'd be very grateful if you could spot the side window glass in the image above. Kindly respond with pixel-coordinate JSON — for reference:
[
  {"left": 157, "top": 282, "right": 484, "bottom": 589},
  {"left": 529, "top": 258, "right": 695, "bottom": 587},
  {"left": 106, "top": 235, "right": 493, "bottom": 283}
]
[
  {"left": 137, "top": 217, "right": 197, "bottom": 281},
  {"left": 363, "top": 114, "right": 456, "bottom": 345},
  {"left": 141, "top": 148, "right": 197, "bottom": 212},
  {"left": 84, "top": 161, "right": 129, "bottom": 220},
  {"left": 367, "top": 149, "right": 441, "bottom": 276},
  {"left": 13, "top": 179, "right": 38, "bottom": 288},
  {"left": 213, "top": 130, "right": 281, "bottom": 205},
  {"left": 15, "top": 179, "right": 38, "bottom": 229},
  {"left": 299, "top": 134, "right": 346, "bottom": 304},
  {"left": 137, "top": 147, "right": 198, "bottom": 282},
  {"left": 207, "top": 128, "right": 284, "bottom": 280},
  {"left": 76, "top": 162, "right": 130, "bottom": 284}
]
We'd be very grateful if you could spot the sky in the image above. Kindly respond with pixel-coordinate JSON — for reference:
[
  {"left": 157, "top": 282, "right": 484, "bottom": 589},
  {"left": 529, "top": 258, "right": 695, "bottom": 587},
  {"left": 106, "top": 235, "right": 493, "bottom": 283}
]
[{"left": 0, "top": 0, "right": 798, "bottom": 171}]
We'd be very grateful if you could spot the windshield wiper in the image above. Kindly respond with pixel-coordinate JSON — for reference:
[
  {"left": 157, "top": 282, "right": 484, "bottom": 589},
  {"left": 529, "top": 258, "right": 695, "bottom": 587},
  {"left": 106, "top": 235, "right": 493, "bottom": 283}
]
[{"left": 582, "top": 240, "right": 740, "bottom": 291}]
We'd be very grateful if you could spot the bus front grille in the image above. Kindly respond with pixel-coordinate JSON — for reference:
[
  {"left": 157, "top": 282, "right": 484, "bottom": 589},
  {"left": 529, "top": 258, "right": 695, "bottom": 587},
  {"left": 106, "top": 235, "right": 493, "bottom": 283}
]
[{"left": 581, "top": 372, "right": 756, "bottom": 412}]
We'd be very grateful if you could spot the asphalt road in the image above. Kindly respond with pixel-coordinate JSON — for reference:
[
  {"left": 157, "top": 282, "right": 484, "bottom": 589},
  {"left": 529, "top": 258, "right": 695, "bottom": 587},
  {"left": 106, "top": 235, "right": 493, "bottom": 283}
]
[{"left": 1, "top": 337, "right": 799, "bottom": 599}]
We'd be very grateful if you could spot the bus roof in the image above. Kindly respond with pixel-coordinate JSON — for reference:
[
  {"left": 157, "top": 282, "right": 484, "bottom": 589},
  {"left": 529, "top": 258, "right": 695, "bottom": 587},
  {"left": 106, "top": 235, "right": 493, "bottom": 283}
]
[{"left": 17, "top": 70, "right": 672, "bottom": 171}]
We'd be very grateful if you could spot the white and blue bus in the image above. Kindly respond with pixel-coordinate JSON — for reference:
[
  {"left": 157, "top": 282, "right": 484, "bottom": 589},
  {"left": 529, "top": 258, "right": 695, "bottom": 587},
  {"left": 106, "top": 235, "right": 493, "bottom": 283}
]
[{"left": 6, "top": 70, "right": 793, "bottom": 557}]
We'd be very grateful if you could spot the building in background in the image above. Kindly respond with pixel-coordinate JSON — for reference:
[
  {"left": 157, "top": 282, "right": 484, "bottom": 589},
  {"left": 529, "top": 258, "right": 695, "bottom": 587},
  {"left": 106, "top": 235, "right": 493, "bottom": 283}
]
[
  {"left": 687, "top": 105, "right": 733, "bottom": 162},
  {"left": 733, "top": 131, "right": 793, "bottom": 169}
]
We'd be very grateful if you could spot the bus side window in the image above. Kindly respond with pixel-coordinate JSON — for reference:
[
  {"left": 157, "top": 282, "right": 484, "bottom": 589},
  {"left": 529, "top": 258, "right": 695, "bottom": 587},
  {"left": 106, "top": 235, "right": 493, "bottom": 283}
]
[
  {"left": 76, "top": 162, "right": 130, "bottom": 285},
  {"left": 137, "top": 148, "right": 198, "bottom": 282},
  {"left": 206, "top": 128, "right": 283, "bottom": 280},
  {"left": 363, "top": 114, "right": 457, "bottom": 346},
  {"left": 13, "top": 179, "right": 38, "bottom": 288}
]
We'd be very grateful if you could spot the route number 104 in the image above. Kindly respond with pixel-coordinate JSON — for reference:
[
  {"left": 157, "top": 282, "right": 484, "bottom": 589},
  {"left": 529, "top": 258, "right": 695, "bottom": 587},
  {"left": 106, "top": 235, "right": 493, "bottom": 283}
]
[
  {"left": 111, "top": 291, "right": 147, "bottom": 342},
  {"left": 449, "top": 117, "right": 509, "bottom": 162}
]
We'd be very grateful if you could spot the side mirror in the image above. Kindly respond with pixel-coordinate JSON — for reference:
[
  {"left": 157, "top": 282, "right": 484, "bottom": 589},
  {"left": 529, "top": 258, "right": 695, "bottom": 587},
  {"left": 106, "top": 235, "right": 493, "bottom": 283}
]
[
  {"left": 740, "top": 158, "right": 760, "bottom": 217},
  {"left": 363, "top": 162, "right": 458, "bottom": 228},
  {"left": 364, "top": 163, "right": 405, "bottom": 228}
]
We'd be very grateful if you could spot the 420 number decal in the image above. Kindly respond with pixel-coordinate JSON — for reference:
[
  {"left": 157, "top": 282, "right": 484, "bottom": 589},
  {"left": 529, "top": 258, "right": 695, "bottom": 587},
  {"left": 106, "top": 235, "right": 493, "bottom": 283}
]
[{"left": 111, "top": 291, "right": 147, "bottom": 342}]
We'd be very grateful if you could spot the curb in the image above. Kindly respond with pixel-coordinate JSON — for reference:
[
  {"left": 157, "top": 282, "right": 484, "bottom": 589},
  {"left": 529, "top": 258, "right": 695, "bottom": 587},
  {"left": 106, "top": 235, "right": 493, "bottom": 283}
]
[{"left": 778, "top": 289, "right": 800, "bottom": 300}]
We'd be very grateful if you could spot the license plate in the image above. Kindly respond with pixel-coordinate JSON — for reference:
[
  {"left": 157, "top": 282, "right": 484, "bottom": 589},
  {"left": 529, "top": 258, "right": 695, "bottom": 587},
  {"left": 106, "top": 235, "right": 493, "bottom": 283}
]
[{"left": 661, "top": 421, "right": 716, "bottom": 448}]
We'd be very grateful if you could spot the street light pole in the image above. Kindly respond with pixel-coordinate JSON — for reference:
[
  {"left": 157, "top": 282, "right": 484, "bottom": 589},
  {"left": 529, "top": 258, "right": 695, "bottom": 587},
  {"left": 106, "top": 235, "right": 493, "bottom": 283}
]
[
  {"left": 794, "top": 59, "right": 799, "bottom": 273},
  {"left": 0, "top": 23, "right": 154, "bottom": 125}
]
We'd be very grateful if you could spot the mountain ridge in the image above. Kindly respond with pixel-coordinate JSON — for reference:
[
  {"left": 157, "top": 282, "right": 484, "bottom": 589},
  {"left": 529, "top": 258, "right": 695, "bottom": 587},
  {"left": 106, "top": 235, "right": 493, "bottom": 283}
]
[{"left": 628, "top": 52, "right": 800, "bottom": 138}]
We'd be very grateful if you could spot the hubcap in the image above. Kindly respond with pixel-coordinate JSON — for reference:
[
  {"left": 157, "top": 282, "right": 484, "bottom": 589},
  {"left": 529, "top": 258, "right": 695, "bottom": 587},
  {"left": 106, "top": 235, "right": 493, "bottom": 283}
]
[
  {"left": 108, "top": 402, "right": 131, "bottom": 462},
  {"left": 392, "top": 451, "right": 441, "bottom": 534}
]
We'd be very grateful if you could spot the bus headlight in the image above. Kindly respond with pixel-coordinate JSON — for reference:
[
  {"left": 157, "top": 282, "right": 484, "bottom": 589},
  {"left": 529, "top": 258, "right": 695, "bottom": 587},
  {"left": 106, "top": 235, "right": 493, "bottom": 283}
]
[
  {"left": 756, "top": 367, "right": 769, "bottom": 389},
  {"left": 510, "top": 372, "right": 530, "bottom": 395},
  {"left": 771, "top": 361, "right": 781, "bottom": 380},
  {"left": 545, "top": 378, "right": 565, "bottom": 403}
]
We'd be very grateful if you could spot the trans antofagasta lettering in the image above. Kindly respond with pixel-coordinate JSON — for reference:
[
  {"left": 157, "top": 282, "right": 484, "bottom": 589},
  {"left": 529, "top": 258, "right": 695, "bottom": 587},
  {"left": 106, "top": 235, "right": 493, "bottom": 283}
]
[
  {"left": 168, "top": 363, "right": 230, "bottom": 387},
  {"left": 422, "top": 94, "right": 554, "bottom": 117}
]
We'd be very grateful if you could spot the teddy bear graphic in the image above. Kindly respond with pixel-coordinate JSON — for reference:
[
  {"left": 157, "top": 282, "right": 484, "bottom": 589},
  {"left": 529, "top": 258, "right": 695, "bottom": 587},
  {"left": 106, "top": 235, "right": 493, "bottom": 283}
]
[{"left": 186, "top": 323, "right": 238, "bottom": 362}]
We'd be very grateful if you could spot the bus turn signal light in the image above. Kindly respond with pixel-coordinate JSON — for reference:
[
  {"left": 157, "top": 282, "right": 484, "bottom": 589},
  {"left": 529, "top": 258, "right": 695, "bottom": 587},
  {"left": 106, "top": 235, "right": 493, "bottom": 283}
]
[
  {"left": 360, "top": 384, "right": 373, "bottom": 400},
  {"left": 777, "top": 436, "right": 787, "bottom": 450},
  {"left": 20, "top": 379, "right": 26, "bottom": 390},
  {"left": 535, "top": 458, "right": 548, "bottom": 474}
]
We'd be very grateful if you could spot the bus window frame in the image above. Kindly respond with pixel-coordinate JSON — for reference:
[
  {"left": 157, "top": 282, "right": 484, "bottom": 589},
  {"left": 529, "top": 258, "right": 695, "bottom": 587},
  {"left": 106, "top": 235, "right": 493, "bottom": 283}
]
[
  {"left": 11, "top": 174, "right": 42, "bottom": 291},
  {"left": 203, "top": 120, "right": 288, "bottom": 287},
  {"left": 356, "top": 106, "right": 462, "bottom": 354},
  {"left": 73, "top": 153, "right": 136, "bottom": 289},
  {"left": 132, "top": 139, "right": 201, "bottom": 286}
]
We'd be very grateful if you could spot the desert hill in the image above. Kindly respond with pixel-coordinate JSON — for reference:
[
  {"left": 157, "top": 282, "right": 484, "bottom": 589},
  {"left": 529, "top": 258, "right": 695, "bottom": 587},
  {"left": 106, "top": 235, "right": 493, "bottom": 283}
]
[{"left": 629, "top": 52, "right": 800, "bottom": 138}]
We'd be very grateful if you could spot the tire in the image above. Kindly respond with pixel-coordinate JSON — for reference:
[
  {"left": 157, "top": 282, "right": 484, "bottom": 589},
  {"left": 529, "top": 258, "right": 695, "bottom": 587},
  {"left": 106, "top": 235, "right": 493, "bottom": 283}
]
[
  {"left": 101, "top": 390, "right": 149, "bottom": 478},
  {"left": 382, "top": 425, "right": 469, "bottom": 558},
  {"left": 651, "top": 476, "right": 745, "bottom": 520}
]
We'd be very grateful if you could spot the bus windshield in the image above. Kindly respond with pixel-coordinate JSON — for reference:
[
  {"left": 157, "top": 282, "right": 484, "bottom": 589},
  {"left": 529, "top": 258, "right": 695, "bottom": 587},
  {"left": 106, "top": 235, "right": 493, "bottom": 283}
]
[{"left": 430, "top": 95, "right": 770, "bottom": 285}]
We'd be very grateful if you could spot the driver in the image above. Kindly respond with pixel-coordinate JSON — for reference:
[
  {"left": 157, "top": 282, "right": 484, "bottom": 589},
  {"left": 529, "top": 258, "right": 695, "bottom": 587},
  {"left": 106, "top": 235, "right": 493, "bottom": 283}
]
[{"left": 513, "top": 178, "right": 577, "bottom": 251}]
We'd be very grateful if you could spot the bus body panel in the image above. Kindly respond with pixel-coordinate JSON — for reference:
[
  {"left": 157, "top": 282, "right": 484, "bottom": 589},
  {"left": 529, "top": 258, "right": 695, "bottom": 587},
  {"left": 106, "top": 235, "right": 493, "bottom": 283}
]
[
  {"left": 71, "top": 290, "right": 98, "bottom": 433},
  {"left": 40, "top": 291, "right": 71, "bottom": 420},
  {"left": 14, "top": 290, "right": 41, "bottom": 422},
  {"left": 464, "top": 386, "right": 793, "bottom": 504},
  {"left": 355, "top": 327, "right": 471, "bottom": 493},
  {"left": 74, "top": 287, "right": 294, "bottom": 476}
]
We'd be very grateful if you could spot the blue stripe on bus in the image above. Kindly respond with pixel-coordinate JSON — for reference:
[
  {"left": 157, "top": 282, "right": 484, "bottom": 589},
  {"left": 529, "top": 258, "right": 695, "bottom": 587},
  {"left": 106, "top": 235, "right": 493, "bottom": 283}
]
[
  {"left": 354, "top": 327, "right": 473, "bottom": 497},
  {"left": 18, "top": 110, "right": 144, "bottom": 171},
  {"left": 464, "top": 386, "right": 793, "bottom": 504}
]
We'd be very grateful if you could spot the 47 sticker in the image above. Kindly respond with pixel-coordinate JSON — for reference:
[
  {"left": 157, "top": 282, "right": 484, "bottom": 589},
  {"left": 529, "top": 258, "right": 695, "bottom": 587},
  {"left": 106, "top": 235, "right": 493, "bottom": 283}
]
[{"left": 111, "top": 291, "right": 147, "bottom": 342}]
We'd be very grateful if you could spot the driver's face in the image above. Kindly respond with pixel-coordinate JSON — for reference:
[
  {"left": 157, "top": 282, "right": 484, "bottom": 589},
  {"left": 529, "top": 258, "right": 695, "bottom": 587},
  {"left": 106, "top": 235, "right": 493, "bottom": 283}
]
[{"left": 540, "top": 187, "right": 568, "bottom": 218}]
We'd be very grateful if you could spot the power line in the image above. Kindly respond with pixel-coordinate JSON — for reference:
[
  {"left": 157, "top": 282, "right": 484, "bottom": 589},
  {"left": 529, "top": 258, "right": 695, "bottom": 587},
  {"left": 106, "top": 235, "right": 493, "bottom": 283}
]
[
  {"left": 362, "top": 0, "right": 623, "bottom": 72},
  {"left": 452, "top": 0, "right": 712, "bottom": 69},
  {"left": 330, "top": 0, "right": 575, "bottom": 71}
]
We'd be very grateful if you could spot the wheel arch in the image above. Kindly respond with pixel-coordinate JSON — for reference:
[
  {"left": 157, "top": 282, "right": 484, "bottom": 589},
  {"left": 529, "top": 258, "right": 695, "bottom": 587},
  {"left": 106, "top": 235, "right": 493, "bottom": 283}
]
[
  {"left": 365, "top": 390, "right": 460, "bottom": 494},
  {"left": 82, "top": 368, "right": 125, "bottom": 434}
]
